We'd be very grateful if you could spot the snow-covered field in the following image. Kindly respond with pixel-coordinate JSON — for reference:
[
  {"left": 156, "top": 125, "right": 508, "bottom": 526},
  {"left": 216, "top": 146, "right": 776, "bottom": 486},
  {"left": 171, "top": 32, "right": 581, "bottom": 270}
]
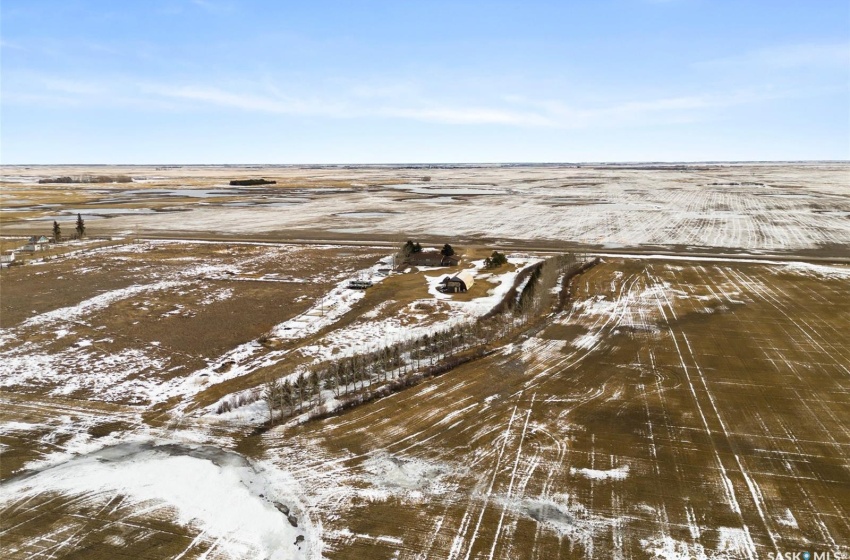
[
  {"left": 0, "top": 239, "right": 553, "bottom": 559},
  {"left": 2, "top": 255, "right": 848, "bottom": 559},
  {"left": 4, "top": 163, "right": 846, "bottom": 253}
]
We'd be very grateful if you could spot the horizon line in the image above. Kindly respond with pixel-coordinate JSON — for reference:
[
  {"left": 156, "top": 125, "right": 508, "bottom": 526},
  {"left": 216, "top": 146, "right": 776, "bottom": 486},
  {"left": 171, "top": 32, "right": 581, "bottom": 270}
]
[{"left": 3, "top": 159, "right": 848, "bottom": 168}]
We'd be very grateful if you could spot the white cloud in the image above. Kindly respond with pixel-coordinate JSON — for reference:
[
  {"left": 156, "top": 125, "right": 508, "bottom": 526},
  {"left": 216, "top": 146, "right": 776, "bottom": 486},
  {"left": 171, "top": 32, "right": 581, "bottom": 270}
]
[
  {"left": 144, "top": 84, "right": 553, "bottom": 126},
  {"left": 0, "top": 39, "right": 25, "bottom": 51},
  {"left": 701, "top": 42, "right": 850, "bottom": 70},
  {"left": 0, "top": 71, "right": 812, "bottom": 130},
  {"left": 142, "top": 82, "right": 782, "bottom": 128}
]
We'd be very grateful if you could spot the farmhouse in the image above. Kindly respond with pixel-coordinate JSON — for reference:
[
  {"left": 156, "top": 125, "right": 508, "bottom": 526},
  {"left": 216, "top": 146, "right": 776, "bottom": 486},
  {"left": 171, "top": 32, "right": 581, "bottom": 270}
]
[
  {"left": 23, "top": 236, "right": 50, "bottom": 252},
  {"left": 407, "top": 250, "right": 460, "bottom": 267},
  {"left": 438, "top": 270, "right": 475, "bottom": 293}
]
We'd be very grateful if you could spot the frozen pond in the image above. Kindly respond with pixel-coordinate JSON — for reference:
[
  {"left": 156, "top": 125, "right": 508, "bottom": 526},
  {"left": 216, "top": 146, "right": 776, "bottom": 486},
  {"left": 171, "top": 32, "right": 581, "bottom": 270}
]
[
  {"left": 336, "top": 211, "right": 401, "bottom": 218},
  {"left": 27, "top": 208, "right": 169, "bottom": 221},
  {"left": 119, "top": 188, "right": 240, "bottom": 198}
]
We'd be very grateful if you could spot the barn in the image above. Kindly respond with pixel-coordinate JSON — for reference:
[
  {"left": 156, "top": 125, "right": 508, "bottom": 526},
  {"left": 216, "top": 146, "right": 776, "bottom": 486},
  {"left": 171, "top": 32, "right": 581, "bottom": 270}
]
[{"left": 438, "top": 270, "right": 475, "bottom": 293}]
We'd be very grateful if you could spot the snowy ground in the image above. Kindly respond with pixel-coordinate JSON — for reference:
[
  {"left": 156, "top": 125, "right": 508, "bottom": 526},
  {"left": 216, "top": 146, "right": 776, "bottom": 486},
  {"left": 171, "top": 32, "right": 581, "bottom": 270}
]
[
  {"left": 1, "top": 442, "right": 315, "bottom": 560},
  {"left": 253, "top": 259, "right": 850, "bottom": 560},
  {"left": 0, "top": 241, "right": 382, "bottom": 407},
  {"left": 5, "top": 163, "right": 847, "bottom": 253},
  {"left": 298, "top": 257, "right": 539, "bottom": 361},
  {"left": 2, "top": 165, "right": 849, "bottom": 559},
  {"left": 3, "top": 256, "right": 848, "bottom": 559}
]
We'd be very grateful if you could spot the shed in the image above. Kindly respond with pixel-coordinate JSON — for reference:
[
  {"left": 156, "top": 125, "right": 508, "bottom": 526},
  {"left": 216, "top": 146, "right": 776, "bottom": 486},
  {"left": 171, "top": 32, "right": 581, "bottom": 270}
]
[
  {"left": 347, "top": 279, "right": 373, "bottom": 290},
  {"left": 441, "top": 254, "right": 461, "bottom": 266},
  {"left": 439, "top": 269, "right": 475, "bottom": 293}
]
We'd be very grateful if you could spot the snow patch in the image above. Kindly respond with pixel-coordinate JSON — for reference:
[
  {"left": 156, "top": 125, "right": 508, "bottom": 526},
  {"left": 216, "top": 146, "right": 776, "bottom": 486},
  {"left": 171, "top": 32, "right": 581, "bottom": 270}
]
[
  {"left": 570, "top": 464, "right": 629, "bottom": 480},
  {"left": 0, "top": 444, "right": 310, "bottom": 560}
]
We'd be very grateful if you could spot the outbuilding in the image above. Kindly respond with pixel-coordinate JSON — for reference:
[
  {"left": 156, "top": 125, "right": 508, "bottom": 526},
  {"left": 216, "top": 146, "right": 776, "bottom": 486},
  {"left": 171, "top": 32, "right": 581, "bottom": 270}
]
[{"left": 438, "top": 269, "right": 475, "bottom": 293}]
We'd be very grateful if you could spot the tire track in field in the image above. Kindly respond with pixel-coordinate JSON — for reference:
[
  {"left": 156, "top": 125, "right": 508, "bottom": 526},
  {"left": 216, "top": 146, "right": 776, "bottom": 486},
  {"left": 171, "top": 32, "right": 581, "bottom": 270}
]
[
  {"left": 449, "top": 401, "right": 519, "bottom": 560},
  {"left": 646, "top": 265, "right": 760, "bottom": 558},
  {"left": 485, "top": 393, "right": 535, "bottom": 560}
]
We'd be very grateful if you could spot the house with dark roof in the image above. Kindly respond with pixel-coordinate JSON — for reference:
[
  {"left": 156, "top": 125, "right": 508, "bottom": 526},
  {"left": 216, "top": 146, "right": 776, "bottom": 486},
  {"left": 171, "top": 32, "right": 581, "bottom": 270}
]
[{"left": 406, "top": 249, "right": 460, "bottom": 267}]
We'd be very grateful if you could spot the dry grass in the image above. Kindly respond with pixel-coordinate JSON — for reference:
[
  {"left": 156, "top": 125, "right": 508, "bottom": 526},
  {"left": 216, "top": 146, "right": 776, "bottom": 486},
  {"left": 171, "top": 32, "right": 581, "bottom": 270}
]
[
  {"left": 255, "top": 259, "right": 850, "bottom": 559},
  {"left": 0, "top": 241, "right": 382, "bottom": 407},
  {"left": 2, "top": 242, "right": 848, "bottom": 558}
]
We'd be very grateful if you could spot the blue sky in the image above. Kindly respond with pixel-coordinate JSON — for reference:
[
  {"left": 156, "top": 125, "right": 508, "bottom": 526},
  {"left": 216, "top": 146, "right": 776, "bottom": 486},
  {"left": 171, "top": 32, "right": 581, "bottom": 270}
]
[{"left": 1, "top": 0, "right": 848, "bottom": 163}]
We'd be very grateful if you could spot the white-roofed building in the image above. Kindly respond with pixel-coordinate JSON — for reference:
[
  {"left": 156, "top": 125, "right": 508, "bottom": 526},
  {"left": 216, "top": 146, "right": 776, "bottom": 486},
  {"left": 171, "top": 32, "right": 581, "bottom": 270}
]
[{"left": 438, "top": 269, "right": 475, "bottom": 293}]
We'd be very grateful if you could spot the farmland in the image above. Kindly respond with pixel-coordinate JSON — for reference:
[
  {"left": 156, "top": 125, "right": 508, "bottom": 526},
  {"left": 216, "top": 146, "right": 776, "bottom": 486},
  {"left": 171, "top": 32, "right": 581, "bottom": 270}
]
[
  {"left": 1, "top": 164, "right": 849, "bottom": 559},
  {"left": 255, "top": 258, "right": 850, "bottom": 559},
  {"left": 2, "top": 163, "right": 848, "bottom": 256}
]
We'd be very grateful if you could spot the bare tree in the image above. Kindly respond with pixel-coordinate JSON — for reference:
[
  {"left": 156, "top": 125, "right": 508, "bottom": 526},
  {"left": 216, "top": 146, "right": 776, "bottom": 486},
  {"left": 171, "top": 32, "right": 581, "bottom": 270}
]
[
  {"left": 309, "top": 370, "right": 321, "bottom": 406},
  {"left": 295, "top": 373, "right": 306, "bottom": 412},
  {"left": 263, "top": 376, "right": 281, "bottom": 425}
]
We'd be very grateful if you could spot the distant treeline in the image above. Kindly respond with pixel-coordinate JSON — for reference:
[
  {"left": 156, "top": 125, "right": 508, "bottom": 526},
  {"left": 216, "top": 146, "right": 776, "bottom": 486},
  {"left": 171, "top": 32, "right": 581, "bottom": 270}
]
[
  {"left": 38, "top": 175, "right": 133, "bottom": 184},
  {"left": 229, "top": 178, "right": 277, "bottom": 186}
]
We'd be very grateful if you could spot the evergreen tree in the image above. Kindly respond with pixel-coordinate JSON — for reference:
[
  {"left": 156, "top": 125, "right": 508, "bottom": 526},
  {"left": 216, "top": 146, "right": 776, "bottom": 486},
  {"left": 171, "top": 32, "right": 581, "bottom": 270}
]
[
  {"left": 402, "top": 240, "right": 415, "bottom": 257},
  {"left": 75, "top": 213, "right": 86, "bottom": 239},
  {"left": 52, "top": 221, "right": 61, "bottom": 242},
  {"left": 441, "top": 243, "right": 455, "bottom": 257},
  {"left": 485, "top": 251, "right": 507, "bottom": 268}
]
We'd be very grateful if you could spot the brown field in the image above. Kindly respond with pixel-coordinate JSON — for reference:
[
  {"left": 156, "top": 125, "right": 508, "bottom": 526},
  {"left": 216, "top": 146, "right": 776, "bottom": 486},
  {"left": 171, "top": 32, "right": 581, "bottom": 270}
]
[
  {"left": 245, "top": 259, "right": 850, "bottom": 559},
  {"left": 1, "top": 164, "right": 849, "bottom": 559},
  {"left": 0, "top": 241, "right": 381, "bottom": 471},
  {"left": 3, "top": 249, "right": 848, "bottom": 559}
]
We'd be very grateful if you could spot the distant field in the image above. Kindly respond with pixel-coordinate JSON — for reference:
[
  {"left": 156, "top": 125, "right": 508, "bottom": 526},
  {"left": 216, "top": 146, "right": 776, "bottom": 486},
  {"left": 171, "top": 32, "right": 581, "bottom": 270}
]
[{"left": 2, "top": 163, "right": 849, "bottom": 256}]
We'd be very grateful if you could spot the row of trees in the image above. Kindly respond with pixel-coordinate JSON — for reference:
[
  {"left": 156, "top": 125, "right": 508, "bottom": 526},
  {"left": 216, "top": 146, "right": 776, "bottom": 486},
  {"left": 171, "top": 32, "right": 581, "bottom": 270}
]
[
  {"left": 38, "top": 175, "right": 132, "bottom": 184},
  {"left": 262, "top": 321, "right": 481, "bottom": 422},
  {"left": 258, "top": 253, "right": 583, "bottom": 424},
  {"left": 400, "top": 240, "right": 455, "bottom": 258}
]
